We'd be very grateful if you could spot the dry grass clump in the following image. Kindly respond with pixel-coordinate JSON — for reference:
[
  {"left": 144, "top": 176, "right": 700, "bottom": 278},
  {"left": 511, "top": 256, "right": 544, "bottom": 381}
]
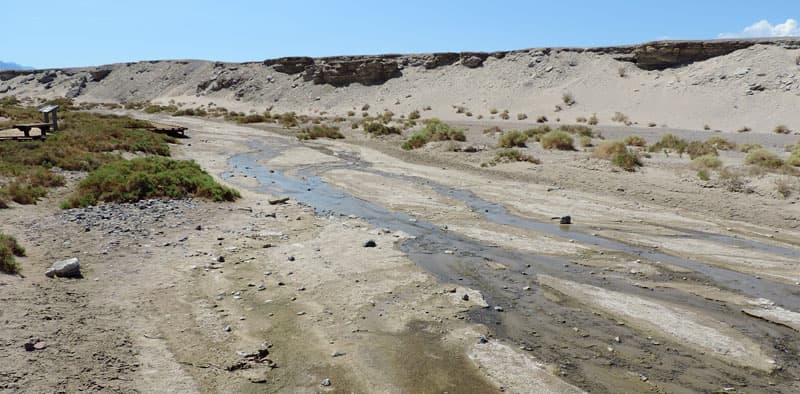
[
  {"left": 575, "top": 116, "right": 587, "bottom": 123},
  {"left": 718, "top": 167, "right": 752, "bottom": 193},
  {"left": 540, "top": 131, "right": 574, "bottom": 150},
  {"left": 172, "top": 108, "right": 208, "bottom": 117},
  {"left": 483, "top": 149, "right": 541, "bottom": 167},
  {"left": 611, "top": 112, "right": 629, "bottom": 124},
  {"left": 737, "top": 126, "right": 752, "bottom": 133},
  {"left": 523, "top": 125, "right": 551, "bottom": 141},
  {"left": 623, "top": 135, "right": 647, "bottom": 147},
  {"left": 536, "top": 115, "right": 548, "bottom": 123},
  {"left": 297, "top": 125, "right": 344, "bottom": 140},
  {"left": 0, "top": 232, "right": 25, "bottom": 274},
  {"left": 579, "top": 135, "right": 593, "bottom": 147},
  {"left": 611, "top": 151, "right": 642, "bottom": 171},
  {"left": 587, "top": 113, "right": 598, "bottom": 125},
  {"left": 788, "top": 143, "right": 800, "bottom": 166},
  {"left": 691, "top": 154, "right": 722, "bottom": 170},
  {"left": 483, "top": 126, "right": 503, "bottom": 134},
  {"left": 592, "top": 141, "right": 627, "bottom": 159},
  {"left": 402, "top": 119, "right": 465, "bottom": 150},
  {"left": 499, "top": 110, "right": 510, "bottom": 120},
  {"left": 276, "top": 112, "right": 299, "bottom": 128},
  {"left": 774, "top": 125, "right": 792, "bottom": 134},
  {"left": 237, "top": 114, "right": 268, "bottom": 124},
  {"left": 705, "top": 136, "right": 736, "bottom": 151},
  {"left": 562, "top": 92, "right": 576, "bottom": 106},
  {"left": 517, "top": 113, "right": 528, "bottom": 121},
  {"left": 408, "top": 110, "right": 421, "bottom": 120},
  {"left": 649, "top": 134, "right": 687, "bottom": 155},
  {"left": 489, "top": 108, "right": 498, "bottom": 115},
  {"left": 556, "top": 124, "right": 593, "bottom": 137},
  {"left": 363, "top": 122, "right": 401, "bottom": 136},
  {"left": 744, "top": 149, "right": 783, "bottom": 169},
  {"left": 686, "top": 141, "right": 718, "bottom": 159},
  {"left": 497, "top": 130, "right": 528, "bottom": 148}
]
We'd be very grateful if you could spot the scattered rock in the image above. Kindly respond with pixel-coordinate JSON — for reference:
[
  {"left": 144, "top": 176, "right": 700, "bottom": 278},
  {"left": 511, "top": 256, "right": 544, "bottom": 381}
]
[
  {"left": 559, "top": 216, "right": 572, "bottom": 224},
  {"left": 321, "top": 378, "right": 331, "bottom": 387},
  {"left": 268, "top": 197, "right": 290, "bottom": 205},
  {"left": 223, "top": 325, "right": 232, "bottom": 332},
  {"left": 45, "top": 257, "right": 81, "bottom": 278},
  {"left": 363, "top": 240, "right": 377, "bottom": 248}
]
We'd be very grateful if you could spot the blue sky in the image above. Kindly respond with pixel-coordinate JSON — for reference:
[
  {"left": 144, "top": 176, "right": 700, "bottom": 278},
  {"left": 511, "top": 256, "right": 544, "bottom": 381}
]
[{"left": 2, "top": 0, "right": 798, "bottom": 69}]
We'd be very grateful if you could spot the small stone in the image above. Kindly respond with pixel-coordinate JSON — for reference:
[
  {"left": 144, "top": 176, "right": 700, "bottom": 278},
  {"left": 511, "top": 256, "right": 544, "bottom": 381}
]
[
  {"left": 331, "top": 351, "right": 345, "bottom": 357},
  {"left": 45, "top": 257, "right": 81, "bottom": 278},
  {"left": 223, "top": 325, "right": 231, "bottom": 332},
  {"left": 363, "top": 240, "right": 377, "bottom": 248},
  {"left": 257, "top": 284, "right": 266, "bottom": 291},
  {"left": 296, "top": 311, "right": 306, "bottom": 316},
  {"left": 462, "top": 294, "right": 470, "bottom": 301},
  {"left": 493, "top": 306, "right": 504, "bottom": 312},
  {"left": 321, "top": 378, "right": 331, "bottom": 387},
  {"left": 478, "top": 336, "right": 489, "bottom": 344},
  {"left": 217, "top": 256, "right": 225, "bottom": 263},
  {"left": 195, "top": 225, "right": 203, "bottom": 231},
  {"left": 288, "top": 256, "right": 295, "bottom": 261}
]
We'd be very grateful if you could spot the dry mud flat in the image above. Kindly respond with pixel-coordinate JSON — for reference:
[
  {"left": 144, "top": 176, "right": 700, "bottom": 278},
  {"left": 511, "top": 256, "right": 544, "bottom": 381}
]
[{"left": 2, "top": 113, "right": 800, "bottom": 393}]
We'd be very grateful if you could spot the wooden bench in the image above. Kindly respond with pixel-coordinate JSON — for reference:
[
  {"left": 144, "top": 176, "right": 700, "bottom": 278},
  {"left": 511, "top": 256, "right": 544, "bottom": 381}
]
[{"left": 13, "top": 123, "right": 51, "bottom": 138}]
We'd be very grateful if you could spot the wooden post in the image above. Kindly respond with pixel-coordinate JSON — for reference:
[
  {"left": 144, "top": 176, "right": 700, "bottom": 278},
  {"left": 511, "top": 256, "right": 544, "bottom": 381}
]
[{"left": 52, "top": 110, "right": 58, "bottom": 131}]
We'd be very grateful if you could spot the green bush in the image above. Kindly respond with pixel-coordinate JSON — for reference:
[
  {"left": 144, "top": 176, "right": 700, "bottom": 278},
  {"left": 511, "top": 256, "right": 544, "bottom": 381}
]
[
  {"left": 484, "top": 149, "right": 540, "bottom": 166},
  {"left": 297, "top": 125, "right": 344, "bottom": 140},
  {"left": 238, "top": 114, "right": 267, "bottom": 124},
  {"left": 744, "top": 149, "right": 784, "bottom": 169},
  {"left": 0, "top": 233, "right": 25, "bottom": 274},
  {"left": 774, "top": 125, "right": 791, "bottom": 134},
  {"left": 363, "top": 122, "right": 401, "bottom": 136},
  {"left": 738, "top": 143, "right": 762, "bottom": 153},
  {"left": 540, "top": 131, "right": 574, "bottom": 150},
  {"left": 611, "top": 151, "right": 642, "bottom": 171},
  {"left": 497, "top": 130, "right": 528, "bottom": 148},
  {"left": 61, "top": 156, "right": 239, "bottom": 208},
  {"left": 623, "top": 135, "right": 647, "bottom": 147},
  {"left": 557, "top": 125, "right": 593, "bottom": 137},
  {"left": 401, "top": 119, "right": 465, "bottom": 150},
  {"left": 788, "top": 143, "right": 800, "bottom": 166},
  {"left": 408, "top": 110, "right": 421, "bottom": 120}
]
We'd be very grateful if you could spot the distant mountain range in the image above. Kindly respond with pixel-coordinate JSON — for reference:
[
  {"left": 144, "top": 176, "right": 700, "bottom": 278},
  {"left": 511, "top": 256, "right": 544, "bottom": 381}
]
[{"left": 0, "top": 61, "right": 33, "bottom": 71}]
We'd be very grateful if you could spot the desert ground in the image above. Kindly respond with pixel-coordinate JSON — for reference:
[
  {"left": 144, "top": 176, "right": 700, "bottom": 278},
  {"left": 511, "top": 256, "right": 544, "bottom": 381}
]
[{"left": 2, "top": 39, "right": 800, "bottom": 393}]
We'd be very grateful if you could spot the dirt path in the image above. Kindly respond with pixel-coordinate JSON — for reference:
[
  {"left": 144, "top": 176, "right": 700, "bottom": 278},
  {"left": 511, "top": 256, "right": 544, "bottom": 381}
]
[{"left": 2, "top": 114, "right": 800, "bottom": 393}]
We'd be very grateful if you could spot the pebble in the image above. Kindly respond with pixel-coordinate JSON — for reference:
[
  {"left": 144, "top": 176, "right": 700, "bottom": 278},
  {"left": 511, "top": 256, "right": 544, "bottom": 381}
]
[
  {"left": 223, "top": 325, "right": 231, "bottom": 332},
  {"left": 493, "top": 306, "right": 504, "bottom": 312},
  {"left": 321, "top": 378, "right": 331, "bottom": 387},
  {"left": 332, "top": 351, "right": 345, "bottom": 357},
  {"left": 363, "top": 240, "right": 377, "bottom": 248}
]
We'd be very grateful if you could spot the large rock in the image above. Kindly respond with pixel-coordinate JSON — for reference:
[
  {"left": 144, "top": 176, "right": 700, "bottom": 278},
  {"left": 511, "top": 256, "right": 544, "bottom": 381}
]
[
  {"left": 45, "top": 257, "right": 81, "bottom": 278},
  {"left": 303, "top": 57, "right": 401, "bottom": 86},
  {"left": 632, "top": 38, "right": 800, "bottom": 69},
  {"left": 89, "top": 69, "right": 112, "bottom": 82},
  {"left": 264, "top": 57, "right": 315, "bottom": 74}
]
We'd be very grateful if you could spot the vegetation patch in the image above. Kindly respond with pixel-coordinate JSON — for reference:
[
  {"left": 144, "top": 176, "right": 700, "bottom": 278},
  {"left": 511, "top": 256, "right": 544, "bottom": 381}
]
[
  {"left": 649, "top": 134, "right": 688, "bottom": 156},
  {"left": 0, "top": 232, "right": 25, "bottom": 274},
  {"left": 706, "top": 136, "right": 735, "bottom": 151},
  {"left": 401, "top": 119, "right": 465, "bottom": 150},
  {"left": 363, "top": 122, "right": 401, "bottom": 136},
  {"left": 497, "top": 130, "right": 528, "bottom": 148},
  {"left": 744, "top": 149, "right": 784, "bottom": 170},
  {"left": 297, "top": 125, "right": 344, "bottom": 140},
  {"left": 611, "top": 151, "right": 642, "bottom": 171},
  {"left": 540, "top": 131, "right": 574, "bottom": 150},
  {"left": 483, "top": 149, "right": 540, "bottom": 167},
  {"left": 691, "top": 154, "right": 722, "bottom": 170},
  {"left": 686, "top": 141, "right": 718, "bottom": 159},
  {"left": 592, "top": 141, "right": 627, "bottom": 159},
  {"left": 62, "top": 156, "right": 239, "bottom": 208},
  {"left": 624, "top": 135, "right": 647, "bottom": 147},
  {"left": 774, "top": 125, "right": 791, "bottom": 134}
]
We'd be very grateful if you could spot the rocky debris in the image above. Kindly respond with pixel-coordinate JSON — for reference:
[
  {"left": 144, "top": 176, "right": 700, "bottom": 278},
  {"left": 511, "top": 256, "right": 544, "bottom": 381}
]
[
  {"left": 23, "top": 338, "right": 47, "bottom": 351},
  {"left": 66, "top": 76, "right": 87, "bottom": 98},
  {"left": 461, "top": 55, "right": 486, "bottom": 68},
  {"left": 90, "top": 68, "right": 113, "bottom": 82},
  {"left": 45, "top": 257, "right": 81, "bottom": 278},
  {"left": 321, "top": 378, "right": 331, "bottom": 387},
  {"left": 37, "top": 72, "right": 57, "bottom": 84},
  {"left": 363, "top": 240, "right": 377, "bottom": 248},
  {"left": 633, "top": 38, "right": 800, "bottom": 70},
  {"left": 60, "top": 199, "right": 196, "bottom": 239},
  {"left": 264, "top": 57, "right": 315, "bottom": 74},
  {"left": 196, "top": 77, "right": 244, "bottom": 93},
  {"left": 268, "top": 197, "right": 290, "bottom": 205},
  {"left": 303, "top": 57, "right": 401, "bottom": 86},
  {"left": 419, "top": 53, "right": 460, "bottom": 69}
]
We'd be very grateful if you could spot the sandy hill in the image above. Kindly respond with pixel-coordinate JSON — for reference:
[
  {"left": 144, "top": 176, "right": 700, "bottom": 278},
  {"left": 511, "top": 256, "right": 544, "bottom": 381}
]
[{"left": 1, "top": 38, "right": 800, "bottom": 132}]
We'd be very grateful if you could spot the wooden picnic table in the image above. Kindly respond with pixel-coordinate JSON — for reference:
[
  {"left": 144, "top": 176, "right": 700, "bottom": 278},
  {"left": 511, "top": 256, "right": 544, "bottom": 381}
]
[{"left": 13, "top": 123, "right": 51, "bottom": 137}]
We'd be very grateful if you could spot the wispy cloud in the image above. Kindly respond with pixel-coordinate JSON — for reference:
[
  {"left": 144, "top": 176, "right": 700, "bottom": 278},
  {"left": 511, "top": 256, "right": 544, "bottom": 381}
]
[{"left": 719, "top": 18, "right": 800, "bottom": 38}]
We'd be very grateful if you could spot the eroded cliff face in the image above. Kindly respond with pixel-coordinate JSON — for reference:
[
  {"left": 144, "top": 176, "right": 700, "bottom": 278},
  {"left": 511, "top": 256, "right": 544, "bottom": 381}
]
[{"left": 632, "top": 38, "right": 800, "bottom": 70}]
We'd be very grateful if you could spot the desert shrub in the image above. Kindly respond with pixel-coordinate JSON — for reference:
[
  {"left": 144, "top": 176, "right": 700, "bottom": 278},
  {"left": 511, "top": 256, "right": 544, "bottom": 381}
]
[
  {"left": 401, "top": 119, "right": 465, "bottom": 150},
  {"left": 788, "top": 143, "right": 800, "bottom": 166},
  {"left": 484, "top": 149, "right": 540, "bottom": 166},
  {"left": 497, "top": 130, "right": 528, "bottom": 148},
  {"left": 499, "top": 111, "right": 510, "bottom": 120},
  {"left": 617, "top": 66, "right": 627, "bottom": 77},
  {"left": 238, "top": 114, "right": 267, "bottom": 124},
  {"left": 536, "top": 115, "right": 548, "bottom": 123},
  {"left": 686, "top": 141, "right": 718, "bottom": 159},
  {"left": 649, "top": 134, "right": 687, "bottom": 155},
  {"left": 1, "top": 181, "right": 47, "bottom": 205},
  {"left": 172, "top": 108, "right": 207, "bottom": 117},
  {"left": 557, "top": 124, "right": 593, "bottom": 137},
  {"left": 143, "top": 104, "right": 178, "bottom": 114},
  {"left": 737, "top": 143, "right": 762, "bottom": 153},
  {"left": 691, "top": 154, "right": 722, "bottom": 170},
  {"left": 0, "top": 233, "right": 25, "bottom": 274},
  {"left": 489, "top": 108, "right": 498, "bottom": 114},
  {"left": 455, "top": 106, "right": 466, "bottom": 114},
  {"left": 774, "top": 125, "right": 791, "bottom": 134},
  {"left": 540, "top": 131, "right": 574, "bottom": 150},
  {"left": 361, "top": 104, "right": 370, "bottom": 111},
  {"left": 277, "top": 112, "right": 298, "bottom": 128},
  {"left": 516, "top": 113, "right": 528, "bottom": 120},
  {"left": 775, "top": 177, "right": 796, "bottom": 197},
  {"left": 562, "top": 92, "right": 575, "bottom": 106},
  {"left": 611, "top": 112, "right": 629, "bottom": 124},
  {"left": 408, "top": 110, "right": 421, "bottom": 120},
  {"left": 587, "top": 113, "right": 598, "bottom": 125},
  {"left": 737, "top": 126, "right": 752, "bottom": 133},
  {"left": 697, "top": 169, "right": 710, "bottom": 181},
  {"left": 744, "top": 149, "right": 784, "bottom": 169},
  {"left": 0, "top": 96, "right": 20, "bottom": 106},
  {"left": 592, "top": 141, "right": 627, "bottom": 159},
  {"left": 61, "top": 156, "right": 239, "bottom": 208},
  {"left": 648, "top": 122, "right": 657, "bottom": 128},
  {"left": 297, "top": 125, "right": 344, "bottom": 140},
  {"left": 579, "top": 135, "right": 592, "bottom": 147},
  {"left": 483, "top": 126, "right": 503, "bottom": 134},
  {"left": 380, "top": 111, "right": 394, "bottom": 123},
  {"left": 575, "top": 116, "right": 587, "bottom": 123},
  {"left": 363, "top": 122, "right": 401, "bottom": 136},
  {"left": 346, "top": 110, "right": 356, "bottom": 117},
  {"left": 719, "top": 167, "right": 751, "bottom": 193},
  {"left": 612, "top": 151, "right": 642, "bottom": 171},
  {"left": 465, "top": 112, "right": 473, "bottom": 117},
  {"left": 624, "top": 135, "right": 647, "bottom": 147},
  {"left": 705, "top": 136, "right": 735, "bottom": 150}
]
